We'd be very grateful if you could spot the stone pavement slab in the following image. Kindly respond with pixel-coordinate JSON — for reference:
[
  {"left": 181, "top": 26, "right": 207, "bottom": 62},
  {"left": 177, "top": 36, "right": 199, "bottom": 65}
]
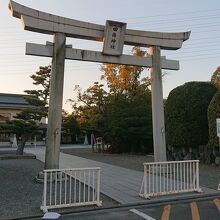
[{"left": 25, "top": 147, "right": 220, "bottom": 205}]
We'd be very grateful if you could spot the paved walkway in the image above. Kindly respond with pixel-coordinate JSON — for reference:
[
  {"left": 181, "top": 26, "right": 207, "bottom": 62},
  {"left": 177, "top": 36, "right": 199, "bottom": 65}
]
[
  {"left": 25, "top": 147, "right": 143, "bottom": 204},
  {"left": 25, "top": 147, "right": 220, "bottom": 205}
]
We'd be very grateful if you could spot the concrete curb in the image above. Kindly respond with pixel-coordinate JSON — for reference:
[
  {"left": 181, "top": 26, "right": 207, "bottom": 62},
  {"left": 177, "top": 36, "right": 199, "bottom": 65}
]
[
  {"left": 5, "top": 192, "right": 220, "bottom": 220},
  {"left": 0, "top": 154, "right": 36, "bottom": 160}
]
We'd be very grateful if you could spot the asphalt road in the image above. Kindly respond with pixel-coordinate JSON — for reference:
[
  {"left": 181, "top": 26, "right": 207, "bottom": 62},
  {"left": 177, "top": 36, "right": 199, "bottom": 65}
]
[{"left": 24, "top": 196, "right": 220, "bottom": 220}]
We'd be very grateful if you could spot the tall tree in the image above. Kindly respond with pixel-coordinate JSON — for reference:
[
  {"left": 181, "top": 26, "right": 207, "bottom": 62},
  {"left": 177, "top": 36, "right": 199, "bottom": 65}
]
[
  {"left": 70, "top": 82, "right": 107, "bottom": 133},
  {"left": 211, "top": 66, "right": 220, "bottom": 89},
  {"left": 1, "top": 65, "right": 51, "bottom": 155},
  {"left": 2, "top": 108, "right": 40, "bottom": 155},
  {"left": 208, "top": 90, "right": 220, "bottom": 149},
  {"left": 100, "top": 47, "right": 150, "bottom": 97},
  {"left": 207, "top": 67, "right": 220, "bottom": 149},
  {"left": 71, "top": 47, "right": 153, "bottom": 153},
  {"left": 25, "top": 65, "right": 51, "bottom": 119},
  {"left": 62, "top": 110, "right": 80, "bottom": 144},
  {"left": 102, "top": 90, "right": 152, "bottom": 153}
]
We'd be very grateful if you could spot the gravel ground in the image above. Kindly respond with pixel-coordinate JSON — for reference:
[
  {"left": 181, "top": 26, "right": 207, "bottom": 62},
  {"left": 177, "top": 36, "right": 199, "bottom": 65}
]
[
  {"left": 0, "top": 158, "right": 117, "bottom": 220},
  {"left": 61, "top": 148, "right": 220, "bottom": 190},
  {"left": 0, "top": 159, "right": 43, "bottom": 219},
  {"left": 199, "top": 164, "right": 220, "bottom": 189}
]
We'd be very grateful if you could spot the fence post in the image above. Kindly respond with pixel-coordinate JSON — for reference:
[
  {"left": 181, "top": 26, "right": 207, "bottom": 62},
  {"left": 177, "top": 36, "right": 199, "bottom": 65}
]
[
  {"left": 196, "top": 161, "right": 202, "bottom": 192},
  {"left": 42, "top": 171, "right": 47, "bottom": 212},
  {"left": 144, "top": 164, "right": 147, "bottom": 198},
  {"left": 96, "top": 169, "right": 102, "bottom": 206}
]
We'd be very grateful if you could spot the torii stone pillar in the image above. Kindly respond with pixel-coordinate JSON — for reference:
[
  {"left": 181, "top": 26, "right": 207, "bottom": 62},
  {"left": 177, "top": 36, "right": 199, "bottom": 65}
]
[
  {"left": 45, "top": 33, "right": 66, "bottom": 169},
  {"left": 150, "top": 46, "right": 166, "bottom": 162}
]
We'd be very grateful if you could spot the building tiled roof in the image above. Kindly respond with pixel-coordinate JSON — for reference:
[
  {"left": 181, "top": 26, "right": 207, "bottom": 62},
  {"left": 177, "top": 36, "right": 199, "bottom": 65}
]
[{"left": 0, "top": 93, "right": 32, "bottom": 109}]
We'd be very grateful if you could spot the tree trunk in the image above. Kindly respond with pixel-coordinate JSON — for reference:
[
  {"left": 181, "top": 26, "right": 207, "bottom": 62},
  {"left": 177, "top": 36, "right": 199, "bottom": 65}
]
[{"left": 16, "top": 135, "right": 27, "bottom": 155}]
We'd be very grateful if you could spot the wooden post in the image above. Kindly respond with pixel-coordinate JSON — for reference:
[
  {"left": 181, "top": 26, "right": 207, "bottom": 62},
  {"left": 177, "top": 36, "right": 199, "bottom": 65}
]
[
  {"left": 150, "top": 46, "right": 167, "bottom": 162},
  {"left": 45, "top": 33, "right": 66, "bottom": 169}
]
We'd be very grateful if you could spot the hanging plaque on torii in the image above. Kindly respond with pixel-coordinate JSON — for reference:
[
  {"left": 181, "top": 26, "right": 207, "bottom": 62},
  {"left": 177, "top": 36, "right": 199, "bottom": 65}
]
[{"left": 9, "top": 0, "right": 190, "bottom": 169}]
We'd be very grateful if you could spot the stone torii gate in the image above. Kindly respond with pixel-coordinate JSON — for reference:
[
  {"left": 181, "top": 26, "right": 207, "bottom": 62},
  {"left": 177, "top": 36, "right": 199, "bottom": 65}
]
[{"left": 9, "top": 1, "right": 190, "bottom": 169}]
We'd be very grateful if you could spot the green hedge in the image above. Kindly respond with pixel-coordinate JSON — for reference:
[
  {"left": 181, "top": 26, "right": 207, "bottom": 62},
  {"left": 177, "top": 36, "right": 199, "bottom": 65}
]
[{"left": 165, "top": 82, "right": 216, "bottom": 149}]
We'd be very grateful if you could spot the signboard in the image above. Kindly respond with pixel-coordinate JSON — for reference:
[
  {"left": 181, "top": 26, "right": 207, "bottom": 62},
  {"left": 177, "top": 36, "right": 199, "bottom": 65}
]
[
  {"left": 217, "top": 118, "right": 220, "bottom": 137},
  {"left": 102, "top": 20, "right": 126, "bottom": 56}
]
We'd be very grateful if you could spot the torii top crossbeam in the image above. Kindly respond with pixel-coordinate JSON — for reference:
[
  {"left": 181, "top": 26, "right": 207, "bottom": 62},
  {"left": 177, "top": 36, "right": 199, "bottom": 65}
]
[{"left": 9, "top": 0, "right": 190, "bottom": 50}]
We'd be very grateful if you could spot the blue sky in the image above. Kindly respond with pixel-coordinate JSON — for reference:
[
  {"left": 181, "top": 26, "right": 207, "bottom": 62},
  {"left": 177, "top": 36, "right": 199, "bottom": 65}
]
[{"left": 0, "top": 0, "right": 219, "bottom": 112}]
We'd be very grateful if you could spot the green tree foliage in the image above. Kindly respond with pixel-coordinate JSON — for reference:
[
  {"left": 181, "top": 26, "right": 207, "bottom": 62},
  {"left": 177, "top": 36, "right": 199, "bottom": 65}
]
[
  {"left": 1, "top": 65, "right": 51, "bottom": 155},
  {"left": 165, "top": 82, "right": 217, "bottom": 149},
  {"left": 69, "top": 82, "right": 107, "bottom": 133},
  {"left": 72, "top": 47, "right": 153, "bottom": 153},
  {"left": 62, "top": 111, "right": 80, "bottom": 144},
  {"left": 208, "top": 90, "right": 220, "bottom": 148},
  {"left": 102, "top": 92, "right": 152, "bottom": 153},
  {"left": 2, "top": 109, "right": 40, "bottom": 155},
  {"left": 24, "top": 65, "right": 51, "bottom": 119},
  {"left": 211, "top": 66, "right": 220, "bottom": 89}
]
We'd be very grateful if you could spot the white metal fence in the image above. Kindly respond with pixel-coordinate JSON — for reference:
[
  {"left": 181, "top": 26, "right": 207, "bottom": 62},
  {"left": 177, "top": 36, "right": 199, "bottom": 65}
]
[
  {"left": 139, "top": 160, "right": 201, "bottom": 199},
  {"left": 41, "top": 167, "right": 102, "bottom": 212}
]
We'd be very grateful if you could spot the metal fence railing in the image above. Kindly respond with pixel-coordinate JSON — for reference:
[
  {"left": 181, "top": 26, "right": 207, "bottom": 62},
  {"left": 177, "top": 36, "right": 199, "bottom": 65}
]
[
  {"left": 139, "top": 160, "right": 201, "bottom": 199},
  {"left": 40, "top": 167, "right": 102, "bottom": 212}
]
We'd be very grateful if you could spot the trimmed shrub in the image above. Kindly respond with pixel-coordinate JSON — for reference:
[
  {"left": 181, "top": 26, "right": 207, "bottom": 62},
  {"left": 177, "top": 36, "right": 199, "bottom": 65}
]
[{"left": 165, "top": 82, "right": 216, "bottom": 149}]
